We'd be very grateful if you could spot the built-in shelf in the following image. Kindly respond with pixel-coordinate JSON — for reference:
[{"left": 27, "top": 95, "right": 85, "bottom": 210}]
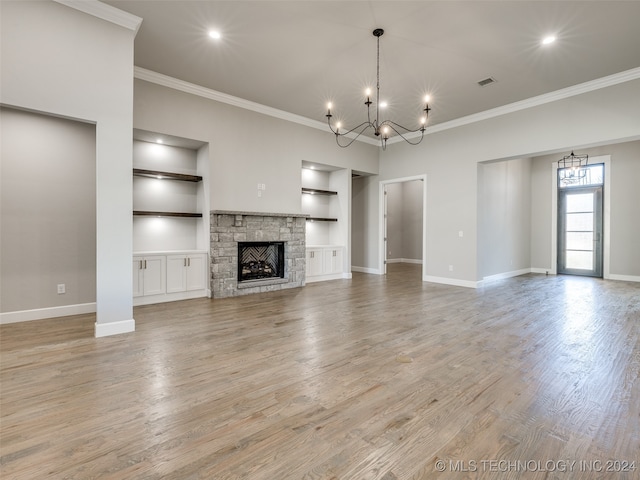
[
  {"left": 302, "top": 187, "right": 338, "bottom": 196},
  {"left": 306, "top": 217, "right": 338, "bottom": 222},
  {"left": 133, "top": 168, "right": 202, "bottom": 182},
  {"left": 133, "top": 211, "right": 203, "bottom": 218}
]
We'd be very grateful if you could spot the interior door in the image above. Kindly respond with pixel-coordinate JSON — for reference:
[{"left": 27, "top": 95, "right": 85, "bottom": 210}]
[{"left": 557, "top": 186, "right": 603, "bottom": 277}]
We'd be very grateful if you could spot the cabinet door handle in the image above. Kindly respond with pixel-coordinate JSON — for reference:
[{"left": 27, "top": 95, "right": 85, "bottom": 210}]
[
  {"left": 144, "top": 260, "right": 147, "bottom": 269},
  {"left": 184, "top": 258, "right": 187, "bottom": 267},
  {"left": 188, "top": 258, "right": 191, "bottom": 267}
]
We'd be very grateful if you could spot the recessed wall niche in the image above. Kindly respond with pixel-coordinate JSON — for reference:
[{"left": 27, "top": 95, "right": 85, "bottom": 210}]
[{"left": 132, "top": 134, "right": 208, "bottom": 252}]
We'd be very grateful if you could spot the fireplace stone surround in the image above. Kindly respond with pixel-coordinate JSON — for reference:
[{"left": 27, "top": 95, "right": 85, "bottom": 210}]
[{"left": 210, "top": 211, "right": 307, "bottom": 298}]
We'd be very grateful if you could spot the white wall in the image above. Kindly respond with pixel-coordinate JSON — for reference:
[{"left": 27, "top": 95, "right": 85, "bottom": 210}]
[
  {"left": 1, "top": 0, "right": 138, "bottom": 334},
  {"left": 1, "top": 108, "right": 96, "bottom": 314},
  {"left": 477, "top": 158, "right": 532, "bottom": 279},
  {"left": 351, "top": 175, "right": 382, "bottom": 274},
  {"left": 133, "top": 80, "right": 379, "bottom": 216},
  {"left": 351, "top": 175, "right": 379, "bottom": 272},
  {"left": 368, "top": 79, "right": 640, "bottom": 284}
]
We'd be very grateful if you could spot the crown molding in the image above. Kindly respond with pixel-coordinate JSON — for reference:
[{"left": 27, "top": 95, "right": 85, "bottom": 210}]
[
  {"left": 135, "top": 65, "right": 640, "bottom": 149},
  {"left": 388, "top": 66, "right": 640, "bottom": 145},
  {"left": 54, "top": 0, "right": 143, "bottom": 35},
  {"left": 134, "top": 67, "right": 380, "bottom": 146}
]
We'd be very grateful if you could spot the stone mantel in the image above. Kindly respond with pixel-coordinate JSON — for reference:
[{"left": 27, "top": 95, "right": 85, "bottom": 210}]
[{"left": 211, "top": 210, "right": 308, "bottom": 218}]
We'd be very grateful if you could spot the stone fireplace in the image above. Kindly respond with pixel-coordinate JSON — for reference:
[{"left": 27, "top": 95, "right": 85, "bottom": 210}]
[{"left": 210, "top": 211, "right": 306, "bottom": 298}]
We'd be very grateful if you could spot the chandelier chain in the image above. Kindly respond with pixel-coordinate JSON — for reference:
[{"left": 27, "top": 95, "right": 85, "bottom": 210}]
[{"left": 376, "top": 32, "right": 380, "bottom": 133}]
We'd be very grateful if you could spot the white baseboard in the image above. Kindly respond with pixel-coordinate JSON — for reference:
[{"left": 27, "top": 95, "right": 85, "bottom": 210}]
[
  {"left": 531, "top": 268, "right": 639, "bottom": 283},
  {"left": 386, "top": 258, "right": 423, "bottom": 265},
  {"left": 481, "top": 268, "right": 532, "bottom": 284},
  {"left": 0, "top": 302, "right": 96, "bottom": 324},
  {"left": 530, "top": 267, "right": 553, "bottom": 275},
  {"left": 402, "top": 258, "right": 423, "bottom": 265},
  {"left": 305, "top": 273, "right": 345, "bottom": 283},
  {"left": 423, "top": 275, "right": 479, "bottom": 289},
  {"left": 343, "top": 272, "right": 353, "bottom": 280},
  {"left": 95, "top": 319, "right": 135, "bottom": 337},
  {"left": 606, "top": 273, "right": 640, "bottom": 283},
  {"left": 351, "top": 266, "right": 382, "bottom": 275},
  {"left": 133, "top": 289, "right": 208, "bottom": 306}
]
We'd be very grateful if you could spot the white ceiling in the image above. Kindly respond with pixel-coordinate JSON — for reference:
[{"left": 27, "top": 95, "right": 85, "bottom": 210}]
[{"left": 106, "top": 1, "right": 640, "bottom": 140}]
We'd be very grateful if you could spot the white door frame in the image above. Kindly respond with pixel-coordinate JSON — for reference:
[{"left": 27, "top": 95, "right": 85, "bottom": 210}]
[
  {"left": 379, "top": 174, "right": 427, "bottom": 279},
  {"left": 551, "top": 155, "right": 611, "bottom": 277}
]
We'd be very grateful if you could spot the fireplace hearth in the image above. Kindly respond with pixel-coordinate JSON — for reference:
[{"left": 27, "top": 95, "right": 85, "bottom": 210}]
[{"left": 238, "top": 241, "right": 284, "bottom": 282}]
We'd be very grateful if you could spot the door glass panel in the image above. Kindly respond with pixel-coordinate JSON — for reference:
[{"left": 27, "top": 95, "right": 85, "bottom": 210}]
[
  {"left": 566, "top": 193, "right": 593, "bottom": 213},
  {"left": 566, "top": 250, "right": 593, "bottom": 270},
  {"left": 566, "top": 213, "right": 593, "bottom": 231},
  {"left": 566, "top": 232, "right": 593, "bottom": 251}
]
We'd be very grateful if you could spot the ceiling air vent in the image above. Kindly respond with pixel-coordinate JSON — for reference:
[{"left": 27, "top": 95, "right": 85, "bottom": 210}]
[{"left": 477, "top": 77, "right": 497, "bottom": 87}]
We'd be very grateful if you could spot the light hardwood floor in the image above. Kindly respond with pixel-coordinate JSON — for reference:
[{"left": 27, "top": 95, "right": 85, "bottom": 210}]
[{"left": 1, "top": 264, "right": 639, "bottom": 479}]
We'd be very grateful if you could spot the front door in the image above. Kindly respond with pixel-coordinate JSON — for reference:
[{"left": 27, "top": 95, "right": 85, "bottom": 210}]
[{"left": 557, "top": 164, "right": 604, "bottom": 277}]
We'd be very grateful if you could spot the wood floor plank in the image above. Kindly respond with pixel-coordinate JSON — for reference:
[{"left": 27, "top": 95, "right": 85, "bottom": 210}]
[{"left": 1, "top": 265, "right": 638, "bottom": 479}]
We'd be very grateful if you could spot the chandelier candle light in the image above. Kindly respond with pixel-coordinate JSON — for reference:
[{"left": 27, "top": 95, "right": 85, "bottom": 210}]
[{"left": 326, "top": 28, "right": 432, "bottom": 150}]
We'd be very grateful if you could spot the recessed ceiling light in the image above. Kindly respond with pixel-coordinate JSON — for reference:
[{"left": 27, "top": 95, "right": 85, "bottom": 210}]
[
  {"left": 156, "top": 138, "right": 163, "bottom": 144},
  {"left": 379, "top": 101, "right": 388, "bottom": 108},
  {"left": 542, "top": 35, "right": 556, "bottom": 45},
  {"left": 208, "top": 30, "right": 222, "bottom": 40}
]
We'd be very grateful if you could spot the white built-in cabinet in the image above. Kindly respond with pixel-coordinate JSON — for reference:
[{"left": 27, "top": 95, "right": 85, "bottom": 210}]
[
  {"left": 132, "top": 131, "right": 210, "bottom": 305},
  {"left": 324, "top": 247, "right": 343, "bottom": 274},
  {"left": 166, "top": 253, "right": 207, "bottom": 293},
  {"left": 133, "top": 252, "right": 207, "bottom": 305},
  {"left": 306, "top": 246, "right": 344, "bottom": 281},
  {"left": 133, "top": 255, "right": 166, "bottom": 297},
  {"left": 306, "top": 248, "right": 324, "bottom": 277},
  {"left": 302, "top": 164, "right": 350, "bottom": 283}
]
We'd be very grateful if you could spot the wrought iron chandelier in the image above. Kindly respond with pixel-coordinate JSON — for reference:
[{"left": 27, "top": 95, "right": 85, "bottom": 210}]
[
  {"left": 326, "top": 28, "right": 431, "bottom": 150},
  {"left": 558, "top": 150, "right": 589, "bottom": 183}
]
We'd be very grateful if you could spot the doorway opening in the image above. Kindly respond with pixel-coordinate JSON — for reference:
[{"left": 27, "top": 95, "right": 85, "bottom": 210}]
[{"left": 379, "top": 175, "right": 427, "bottom": 279}]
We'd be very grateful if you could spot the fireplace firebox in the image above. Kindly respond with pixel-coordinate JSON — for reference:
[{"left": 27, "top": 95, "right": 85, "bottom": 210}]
[{"left": 237, "top": 241, "right": 285, "bottom": 283}]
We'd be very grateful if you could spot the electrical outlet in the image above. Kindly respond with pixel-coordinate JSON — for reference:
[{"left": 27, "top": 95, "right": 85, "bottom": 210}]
[
  {"left": 57, "top": 284, "right": 66, "bottom": 294},
  {"left": 459, "top": 230, "right": 464, "bottom": 238},
  {"left": 448, "top": 265, "right": 453, "bottom": 272}
]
